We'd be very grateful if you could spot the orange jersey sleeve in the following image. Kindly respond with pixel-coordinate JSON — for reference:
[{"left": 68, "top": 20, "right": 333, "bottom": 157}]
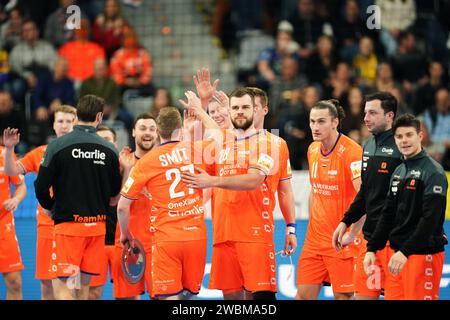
[{"left": 18, "top": 145, "right": 47, "bottom": 174}]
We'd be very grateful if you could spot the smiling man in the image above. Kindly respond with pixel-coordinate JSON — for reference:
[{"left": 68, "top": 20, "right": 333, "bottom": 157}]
[{"left": 364, "top": 114, "right": 448, "bottom": 300}]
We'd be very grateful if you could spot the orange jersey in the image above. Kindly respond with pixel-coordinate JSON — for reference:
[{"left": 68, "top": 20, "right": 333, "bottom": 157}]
[
  {"left": 121, "top": 140, "right": 215, "bottom": 243},
  {"left": 0, "top": 147, "right": 24, "bottom": 217},
  {"left": 305, "top": 133, "right": 363, "bottom": 258},
  {"left": 212, "top": 130, "right": 292, "bottom": 245},
  {"left": 18, "top": 145, "right": 54, "bottom": 231}
]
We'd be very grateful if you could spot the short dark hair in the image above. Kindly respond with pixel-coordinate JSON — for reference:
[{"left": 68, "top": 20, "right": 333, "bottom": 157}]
[
  {"left": 133, "top": 112, "right": 156, "bottom": 129},
  {"left": 393, "top": 114, "right": 421, "bottom": 133},
  {"left": 246, "top": 87, "right": 268, "bottom": 108},
  {"left": 156, "top": 107, "right": 182, "bottom": 140},
  {"left": 229, "top": 87, "right": 255, "bottom": 107},
  {"left": 365, "top": 91, "right": 397, "bottom": 118},
  {"left": 96, "top": 126, "right": 117, "bottom": 142},
  {"left": 76, "top": 95, "right": 105, "bottom": 122},
  {"left": 312, "top": 99, "right": 346, "bottom": 130}
]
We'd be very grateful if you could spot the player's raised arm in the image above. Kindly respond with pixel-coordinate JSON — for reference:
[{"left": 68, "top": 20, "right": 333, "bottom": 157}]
[
  {"left": 193, "top": 67, "right": 219, "bottom": 111},
  {"left": 3, "top": 128, "right": 24, "bottom": 176}
]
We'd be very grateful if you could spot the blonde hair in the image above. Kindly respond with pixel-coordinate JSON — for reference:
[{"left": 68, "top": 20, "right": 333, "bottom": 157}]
[{"left": 156, "top": 107, "right": 182, "bottom": 140}]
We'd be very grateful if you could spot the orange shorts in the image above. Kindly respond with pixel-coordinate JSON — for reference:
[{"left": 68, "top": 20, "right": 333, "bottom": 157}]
[
  {"left": 354, "top": 239, "right": 402, "bottom": 299},
  {"left": 53, "top": 234, "right": 104, "bottom": 278},
  {"left": 151, "top": 240, "right": 206, "bottom": 298},
  {"left": 90, "top": 245, "right": 116, "bottom": 287},
  {"left": 0, "top": 212, "right": 24, "bottom": 273},
  {"left": 398, "top": 252, "right": 445, "bottom": 300},
  {"left": 112, "top": 246, "right": 152, "bottom": 298},
  {"left": 209, "top": 241, "right": 277, "bottom": 294},
  {"left": 35, "top": 236, "right": 56, "bottom": 280},
  {"left": 296, "top": 250, "right": 354, "bottom": 293}
]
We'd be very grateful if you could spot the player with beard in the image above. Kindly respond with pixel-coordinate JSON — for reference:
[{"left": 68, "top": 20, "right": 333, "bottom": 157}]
[
  {"left": 332, "top": 92, "right": 403, "bottom": 299},
  {"left": 181, "top": 87, "right": 294, "bottom": 300},
  {"left": 89, "top": 126, "right": 119, "bottom": 300},
  {"left": 113, "top": 113, "right": 158, "bottom": 299},
  {"left": 3, "top": 105, "right": 77, "bottom": 300}
]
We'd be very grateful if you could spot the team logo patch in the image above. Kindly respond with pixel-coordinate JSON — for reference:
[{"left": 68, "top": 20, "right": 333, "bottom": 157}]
[
  {"left": 122, "top": 176, "right": 134, "bottom": 193},
  {"left": 257, "top": 153, "right": 274, "bottom": 173},
  {"left": 286, "top": 159, "right": 292, "bottom": 175},
  {"left": 410, "top": 179, "right": 415, "bottom": 186},
  {"left": 350, "top": 160, "right": 362, "bottom": 178}
]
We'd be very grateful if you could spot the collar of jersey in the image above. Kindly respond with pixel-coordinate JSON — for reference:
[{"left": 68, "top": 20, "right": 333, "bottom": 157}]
[
  {"left": 159, "top": 140, "right": 180, "bottom": 147},
  {"left": 374, "top": 129, "right": 393, "bottom": 145},
  {"left": 235, "top": 129, "right": 266, "bottom": 142},
  {"left": 320, "top": 132, "right": 342, "bottom": 157},
  {"left": 74, "top": 125, "right": 96, "bottom": 133},
  {"left": 403, "top": 149, "right": 427, "bottom": 163}
]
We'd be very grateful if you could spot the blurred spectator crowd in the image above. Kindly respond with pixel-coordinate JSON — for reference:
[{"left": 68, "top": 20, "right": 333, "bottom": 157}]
[
  {"left": 0, "top": 0, "right": 155, "bottom": 151},
  {"left": 0, "top": 0, "right": 449, "bottom": 171},
  {"left": 207, "top": 0, "right": 450, "bottom": 169}
]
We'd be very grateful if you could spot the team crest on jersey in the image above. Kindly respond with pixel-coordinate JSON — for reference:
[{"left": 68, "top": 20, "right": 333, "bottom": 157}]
[
  {"left": 287, "top": 160, "right": 292, "bottom": 175},
  {"left": 350, "top": 160, "right": 362, "bottom": 178},
  {"left": 122, "top": 176, "right": 134, "bottom": 193},
  {"left": 257, "top": 153, "right": 274, "bottom": 173}
]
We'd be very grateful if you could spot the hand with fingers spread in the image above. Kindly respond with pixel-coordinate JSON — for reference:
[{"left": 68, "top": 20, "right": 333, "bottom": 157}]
[
  {"left": 388, "top": 251, "right": 407, "bottom": 275},
  {"left": 213, "top": 90, "right": 230, "bottom": 117},
  {"left": 181, "top": 166, "right": 217, "bottom": 189},
  {"left": 363, "top": 251, "right": 377, "bottom": 276},
  {"left": 3, "top": 128, "right": 21, "bottom": 149},
  {"left": 119, "top": 147, "right": 135, "bottom": 172},
  {"left": 193, "top": 68, "right": 219, "bottom": 109},
  {"left": 179, "top": 90, "right": 202, "bottom": 114}
]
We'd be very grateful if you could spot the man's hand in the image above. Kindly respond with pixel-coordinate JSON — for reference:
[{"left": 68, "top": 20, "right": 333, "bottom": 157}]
[
  {"left": 119, "top": 147, "right": 136, "bottom": 172},
  {"left": 363, "top": 252, "right": 377, "bottom": 276},
  {"left": 183, "top": 109, "right": 202, "bottom": 140},
  {"left": 181, "top": 166, "right": 216, "bottom": 189},
  {"left": 179, "top": 90, "right": 202, "bottom": 114},
  {"left": 332, "top": 222, "right": 348, "bottom": 251},
  {"left": 388, "top": 251, "right": 407, "bottom": 275},
  {"left": 3, "top": 128, "right": 20, "bottom": 149},
  {"left": 120, "top": 229, "right": 134, "bottom": 246},
  {"left": 213, "top": 90, "right": 230, "bottom": 117},
  {"left": 193, "top": 68, "right": 219, "bottom": 108},
  {"left": 3, "top": 198, "right": 20, "bottom": 212},
  {"left": 284, "top": 234, "right": 297, "bottom": 256}
]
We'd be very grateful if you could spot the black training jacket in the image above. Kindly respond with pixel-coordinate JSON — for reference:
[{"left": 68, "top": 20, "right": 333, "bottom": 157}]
[
  {"left": 341, "top": 129, "right": 402, "bottom": 240},
  {"left": 34, "top": 125, "right": 122, "bottom": 225},
  {"left": 367, "top": 150, "right": 448, "bottom": 256}
]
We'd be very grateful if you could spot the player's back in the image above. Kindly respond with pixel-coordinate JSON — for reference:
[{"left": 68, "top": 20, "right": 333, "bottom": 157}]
[
  {"left": 127, "top": 140, "right": 213, "bottom": 243},
  {"left": 305, "top": 134, "right": 363, "bottom": 257}
]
